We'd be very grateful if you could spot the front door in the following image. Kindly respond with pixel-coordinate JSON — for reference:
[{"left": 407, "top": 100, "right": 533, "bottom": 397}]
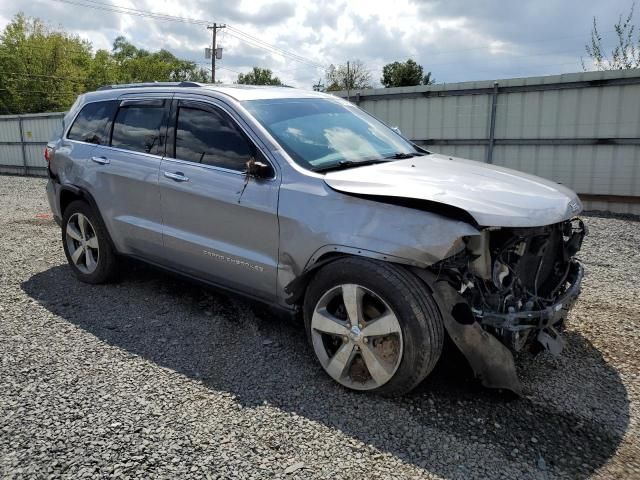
[{"left": 159, "top": 99, "right": 280, "bottom": 300}]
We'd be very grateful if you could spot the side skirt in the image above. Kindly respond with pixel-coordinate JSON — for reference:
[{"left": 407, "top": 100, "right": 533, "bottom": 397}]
[{"left": 124, "top": 253, "right": 299, "bottom": 318}]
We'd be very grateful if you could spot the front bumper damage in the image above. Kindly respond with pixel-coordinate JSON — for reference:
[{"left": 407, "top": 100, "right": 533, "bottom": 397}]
[
  {"left": 430, "top": 279, "right": 525, "bottom": 395},
  {"left": 419, "top": 219, "right": 586, "bottom": 395},
  {"left": 479, "top": 261, "right": 583, "bottom": 356}
]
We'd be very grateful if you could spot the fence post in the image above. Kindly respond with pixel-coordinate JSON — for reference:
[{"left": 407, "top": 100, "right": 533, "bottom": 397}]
[
  {"left": 486, "top": 81, "right": 499, "bottom": 164},
  {"left": 18, "top": 116, "right": 28, "bottom": 175}
]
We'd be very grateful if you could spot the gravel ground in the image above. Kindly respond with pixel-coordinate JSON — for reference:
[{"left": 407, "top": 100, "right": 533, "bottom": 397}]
[{"left": 0, "top": 175, "right": 638, "bottom": 480}]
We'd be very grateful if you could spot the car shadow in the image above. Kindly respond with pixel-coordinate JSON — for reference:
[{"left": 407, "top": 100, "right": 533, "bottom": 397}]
[{"left": 22, "top": 263, "right": 630, "bottom": 479}]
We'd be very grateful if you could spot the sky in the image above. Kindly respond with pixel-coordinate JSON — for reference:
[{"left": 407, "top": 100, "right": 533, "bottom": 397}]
[{"left": 0, "top": 0, "right": 636, "bottom": 89}]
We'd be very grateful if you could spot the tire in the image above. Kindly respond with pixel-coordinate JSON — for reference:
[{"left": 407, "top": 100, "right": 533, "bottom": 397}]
[
  {"left": 61, "top": 200, "right": 118, "bottom": 284},
  {"left": 303, "top": 257, "right": 444, "bottom": 396}
]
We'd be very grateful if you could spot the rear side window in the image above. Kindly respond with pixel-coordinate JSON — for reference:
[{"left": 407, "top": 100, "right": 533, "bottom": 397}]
[
  {"left": 67, "top": 101, "right": 118, "bottom": 144},
  {"left": 174, "top": 106, "right": 253, "bottom": 171},
  {"left": 111, "top": 104, "right": 166, "bottom": 155}
]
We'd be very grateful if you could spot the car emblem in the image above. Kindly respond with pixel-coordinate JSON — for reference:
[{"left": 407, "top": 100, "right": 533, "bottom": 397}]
[{"left": 568, "top": 200, "right": 580, "bottom": 213}]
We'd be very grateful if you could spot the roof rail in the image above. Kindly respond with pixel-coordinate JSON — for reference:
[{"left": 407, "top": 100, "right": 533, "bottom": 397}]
[{"left": 97, "top": 81, "right": 203, "bottom": 91}]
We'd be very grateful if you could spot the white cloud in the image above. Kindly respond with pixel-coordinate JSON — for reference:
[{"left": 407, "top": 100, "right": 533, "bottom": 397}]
[{"left": 0, "top": 0, "right": 635, "bottom": 88}]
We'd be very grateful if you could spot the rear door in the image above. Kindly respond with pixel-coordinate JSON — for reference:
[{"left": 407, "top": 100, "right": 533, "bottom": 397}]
[
  {"left": 159, "top": 98, "right": 280, "bottom": 300},
  {"left": 85, "top": 95, "right": 171, "bottom": 260},
  {"left": 58, "top": 99, "right": 113, "bottom": 180}
]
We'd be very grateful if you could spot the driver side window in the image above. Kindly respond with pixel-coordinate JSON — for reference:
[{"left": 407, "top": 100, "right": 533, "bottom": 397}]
[{"left": 174, "top": 106, "right": 253, "bottom": 171}]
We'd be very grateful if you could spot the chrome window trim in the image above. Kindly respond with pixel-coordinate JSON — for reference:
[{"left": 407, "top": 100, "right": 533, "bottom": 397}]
[
  {"left": 95, "top": 144, "right": 165, "bottom": 160},
  {"left": 161, "top": 157, "right": 246, "bottom": 178},
  {"left": 64, "top": 139, "right": 165, "bottom": 161}
]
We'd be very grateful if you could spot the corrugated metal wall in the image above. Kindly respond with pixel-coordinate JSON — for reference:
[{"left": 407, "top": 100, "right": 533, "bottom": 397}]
[
  {"left": 337, "top": 69, "right": 640, "bottom": 214},
  {"left": 2, "top": 70, "right": 640, "bottom": 214},
  {"left": 0, "top": 112, "right": 64, "bottom": 175}
]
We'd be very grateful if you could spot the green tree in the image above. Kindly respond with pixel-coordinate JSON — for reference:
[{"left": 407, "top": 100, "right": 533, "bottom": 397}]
[
  {"left": 110, "top": 36, "right": 209, "bottom": 83},
  {"left": 236, "top": 67, "right": 282, "bottom": 85},
  {"left": 325, "top": 60, "right": 372, "bottom": 92},
  {"left": 380, "top": 59, "right": 434, "bottom": 88},
  {"left": 84, "top": 49, "right": 119, "bottom": 91},
  {"left": 583, "top": 2, "right": 640, "bottom": 70},
  {"left": 0, "top": 13, "right": 92, "bottom": 114},
  {"left": 0, "top": 14, "right": 210, "bottom": 114}
]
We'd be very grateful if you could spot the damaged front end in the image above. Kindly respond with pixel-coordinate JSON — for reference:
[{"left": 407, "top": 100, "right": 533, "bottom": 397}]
[{"left": 426, "top": 218, "right": 587, "bottom": 394}]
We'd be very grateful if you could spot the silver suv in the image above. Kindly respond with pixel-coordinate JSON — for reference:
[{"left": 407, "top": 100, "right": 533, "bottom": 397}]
[{"left": 46, "top": 82, "right": 586, "bottom": 395}]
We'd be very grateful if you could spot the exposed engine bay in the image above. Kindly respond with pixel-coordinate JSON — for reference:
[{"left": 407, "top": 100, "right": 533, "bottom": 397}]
[
  {"left": 434, "top": 218, "right": 587, "bottom": 355},
  {"left": 421, "top": 218, "right": 586, "bottom": 394}
]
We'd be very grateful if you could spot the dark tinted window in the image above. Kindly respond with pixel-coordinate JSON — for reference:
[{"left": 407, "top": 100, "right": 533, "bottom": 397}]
[
  {"left": 175, "top": 107, "right": 252, "bottom": 171},
  {"left": 67, "top": 101, "right": 118, "bottom": 144},
  {"left": 111, "top": 105, "right": 166, "bottom": 155}
]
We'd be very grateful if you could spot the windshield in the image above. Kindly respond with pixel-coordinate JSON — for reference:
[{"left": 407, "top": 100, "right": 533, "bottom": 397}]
[{"left": 243, "top": 97, "right": 422, "bottom": 172}]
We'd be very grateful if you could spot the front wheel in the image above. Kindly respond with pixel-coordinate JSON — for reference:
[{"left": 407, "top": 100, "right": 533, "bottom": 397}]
[{"left": 303, "top": 257, "right": 444, "bottom": 395}]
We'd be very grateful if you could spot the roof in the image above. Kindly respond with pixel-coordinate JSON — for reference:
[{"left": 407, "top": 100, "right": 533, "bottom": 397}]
[
  {"left": 91, "top": 82, "right": 332, "bottom": 102},
  {"left": 201, "top": 84, "right": 330, "bottom": 101}
]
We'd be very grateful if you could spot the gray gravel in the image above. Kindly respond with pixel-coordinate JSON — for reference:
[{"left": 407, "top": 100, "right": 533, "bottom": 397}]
[{"left": 0, "top": 175, "right": 638, "bottom": 479}]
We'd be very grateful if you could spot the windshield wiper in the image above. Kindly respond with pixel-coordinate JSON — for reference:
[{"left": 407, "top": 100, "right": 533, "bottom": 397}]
[
  {"left": 313, "top": 158, "right": 390, "bottom": 173},
  {"left": 312, "top": 151, "right": 426, "bottom": 173},
  {"left": 385, "top": 152, "right": 425, "bottom": 159}
]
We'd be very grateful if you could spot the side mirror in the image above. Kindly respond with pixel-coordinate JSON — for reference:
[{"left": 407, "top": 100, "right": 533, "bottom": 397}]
[{"left": 245, "top": 156, "right": 273, "bottom": 179}]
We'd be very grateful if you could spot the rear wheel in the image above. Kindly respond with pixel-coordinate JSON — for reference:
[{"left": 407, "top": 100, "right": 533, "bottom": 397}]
[
  {"left": 62, "top": 200, "right": 117, "bottom": 284},
  {"left": 303, "top": 257, "right": 444, "bottom": 395}
]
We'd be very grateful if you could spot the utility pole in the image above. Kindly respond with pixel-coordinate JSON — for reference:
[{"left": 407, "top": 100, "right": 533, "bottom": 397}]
[
  {"left": 346, "top": 60, "right": 350, "bottom": 102},
  {"left": 207, "top": 23, "right": 226, "bottom": 83},
  {"left": 313, "top": 78, "right": 324, "bottom": 92}
]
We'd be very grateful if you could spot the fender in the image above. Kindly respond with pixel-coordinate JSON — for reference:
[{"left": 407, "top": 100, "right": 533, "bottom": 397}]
[{"left": 283, "top": 244, "right": 430, "bottom": 306}]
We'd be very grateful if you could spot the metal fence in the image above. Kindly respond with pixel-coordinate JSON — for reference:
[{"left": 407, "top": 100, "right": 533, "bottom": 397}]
[
  {"left": 0, "top": 112, "right": 64, "bottom": 176},
  {"left": 2, "top": 69, "right": 640, "bottom": 214},
  {"left": 335, "top": 69, "right": 640, "bottom": 215}
]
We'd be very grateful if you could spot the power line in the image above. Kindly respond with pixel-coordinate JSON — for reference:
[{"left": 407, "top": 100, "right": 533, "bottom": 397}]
[
  {"left": 196, "top": 62, "right": 271, "bottom": 77},
  {"left": 0, "top": 88, "right": 81, "bottom": 95},
  {"left": 217, "top": 66, "right": 242, "bottom": 75},
  {"left": 34, "top": 0, "right": 632, "bottom": 86},
  {"left": 47, "top": 0, "right": 327, "bottom": 71},
  {"left": 3, "top": 72, "right": 87, "bottom": 83},
  {"left": 223, "top": 31, "right": 324, "bottom": 70},
  {"left": 225, "top": 26, "right": 326, "bottom": 69},
  {"left": 50, "top": 0, "right": 210, "bottom": 25},
  {"left": 49, "top": 0, "right": 624, "bottom": 62}
]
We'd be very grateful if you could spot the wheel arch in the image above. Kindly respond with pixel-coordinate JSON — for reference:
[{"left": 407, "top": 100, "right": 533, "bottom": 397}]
[
  {"left": 284, "top": 245, "right": 427, "bottom": 308},
  {"left": 59, "top": 184, "right": 117, "bottom": 252}
]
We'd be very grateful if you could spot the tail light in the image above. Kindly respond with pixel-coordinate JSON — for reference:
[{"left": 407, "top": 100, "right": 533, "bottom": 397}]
[{"left": 44, "top": 146, "right": 54, "bottom": 163}]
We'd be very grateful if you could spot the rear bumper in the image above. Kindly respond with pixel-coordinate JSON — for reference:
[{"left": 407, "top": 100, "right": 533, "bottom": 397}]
[
  {"left": 46, "top": 179, "right": 62, "bottom": 226},
  {"left": 478, "top": 260, "right": 584, "bottom": 332}
]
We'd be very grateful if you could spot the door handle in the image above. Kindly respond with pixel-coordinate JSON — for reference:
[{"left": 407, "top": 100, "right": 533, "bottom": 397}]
[
  {"left": 91, "top": 156, "right": 110, "bottom": 165},
  {"left": 164, "top": 171, "right": 189, "bottom": 182}
]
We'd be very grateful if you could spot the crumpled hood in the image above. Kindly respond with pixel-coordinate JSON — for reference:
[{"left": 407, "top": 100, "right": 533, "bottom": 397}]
[{"left": 324, "top": 153, "right": 582, "bottom": 227}]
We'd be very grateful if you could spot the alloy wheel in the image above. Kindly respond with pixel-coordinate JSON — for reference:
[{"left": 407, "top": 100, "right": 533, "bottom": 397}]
[
  {"left": 65, "top": 212, "right": 100, "bottom": 274},
  {"left": 310, "top": 283, "right": 404, "bottom": 390}
]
